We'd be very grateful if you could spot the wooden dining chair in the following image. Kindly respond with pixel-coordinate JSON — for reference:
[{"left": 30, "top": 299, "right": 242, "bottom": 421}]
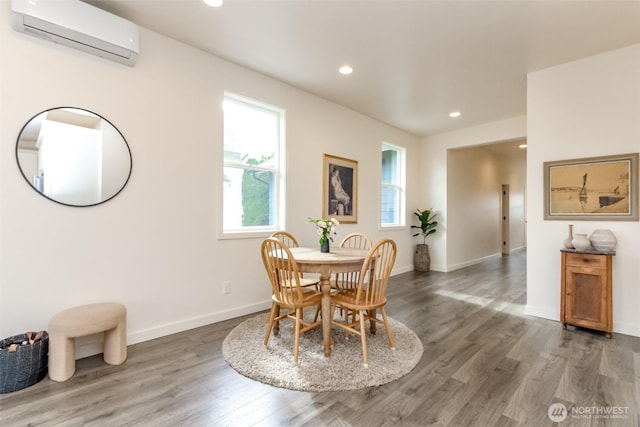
[
  {"left": 330, "top": 238, "right": 397, "bottom": 367},
  {"left": 333, "top": 232, "right": 373, "bottom": 291},
  {"left": 270, "top": 230, "right": 300, "bottom": 248},
  {"left": 261, "top": 238, "right": 323, "bottom": 364},
  {"left": 340, "top": 233, "right": 373, "bottom": 251},
  {"left": 271, "top": 231, "right": 320, "bottom": 289}
]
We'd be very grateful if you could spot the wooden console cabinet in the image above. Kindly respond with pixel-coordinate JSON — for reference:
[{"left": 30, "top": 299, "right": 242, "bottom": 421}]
[{"left": 560, "top": 249, "right": 614, "bottom": 338}]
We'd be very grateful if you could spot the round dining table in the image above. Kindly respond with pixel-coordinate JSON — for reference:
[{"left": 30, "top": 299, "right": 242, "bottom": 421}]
[{"left": 287, "top": 246, "right": 368, "bottom": 357}]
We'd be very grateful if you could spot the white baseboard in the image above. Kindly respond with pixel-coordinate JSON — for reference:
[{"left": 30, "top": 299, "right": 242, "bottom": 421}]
[
  {"left": 524, "top": 305, "right": 558, "bottom": 321},
  {"left": 445, "top": 253, "right": 501, "bottom": 272},
  {"left": 75, "top": 300, "right": 272, "bottom": 359},
  {"left": 391, "top": 264, "right": 414, "bottom": 275},
  {"left": 612, "top": 320, "right": 640, "bottom": 337},
  {"left": 525, "top": 305, "right": 639, "bottom": 338},
  {"left": 396, "top": 264, "right": 446, "bottom": 273}
]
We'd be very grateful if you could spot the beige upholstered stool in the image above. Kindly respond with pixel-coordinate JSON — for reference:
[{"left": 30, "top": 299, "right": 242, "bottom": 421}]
[{"left": 48, "top": 302, "right": 127, "bottom": 382}]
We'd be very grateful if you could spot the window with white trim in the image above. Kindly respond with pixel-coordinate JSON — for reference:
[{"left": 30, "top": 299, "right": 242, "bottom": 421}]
[
  {"left": 381, "top": 142, "right": 406, "bottom": 227},
  {"left": 222, "top": 94, "right": 284, "bottom": 235}
]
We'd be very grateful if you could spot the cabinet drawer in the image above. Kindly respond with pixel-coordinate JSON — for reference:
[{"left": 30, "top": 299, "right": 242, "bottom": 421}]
[{"left": 565, "top": 253, "right": 607, "bottom": 268}]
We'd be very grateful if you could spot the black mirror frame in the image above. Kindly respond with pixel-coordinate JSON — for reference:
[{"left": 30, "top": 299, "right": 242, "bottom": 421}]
[{"left": 15, "top": 106, "right": 133, "bottom": 208}]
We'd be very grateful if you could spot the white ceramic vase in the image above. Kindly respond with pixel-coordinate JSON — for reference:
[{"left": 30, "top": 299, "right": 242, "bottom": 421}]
[
  {"left": 571, "top": 234, "right": 591, "bottom": 251},
  {"left": 589, "top": 229, "right": 617, "bottom": 252},
  {"left": 563, "top": 224, "right": 574, "bottom": 249}
]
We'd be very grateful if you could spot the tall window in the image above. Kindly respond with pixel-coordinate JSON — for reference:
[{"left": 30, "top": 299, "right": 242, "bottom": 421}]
[
  {"left": 381, "top": 142, "right": 406, "bottom": 227},
  {"left": 222, "top": 94, "right": 284, "bottom": 235}
]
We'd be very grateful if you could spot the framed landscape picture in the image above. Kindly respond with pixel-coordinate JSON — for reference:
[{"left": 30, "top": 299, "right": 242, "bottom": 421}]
[
  {"left": 323, "top": 154, "right": 358, "bottom": 223},
  {"left": 543, "top": 153, "right": 638, "bottom": 221}
]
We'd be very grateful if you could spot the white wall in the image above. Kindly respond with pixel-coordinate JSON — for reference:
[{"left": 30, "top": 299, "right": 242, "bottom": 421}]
[
  {"left": 420, "top": 116, "right": 527, "bottom": 271},
  {"left": 0, "top": 5, "right": 420, "bottom": 355},
  {"left": 446, "top": 143, "right": 526, "bottom": 270},
  {"left": 526, "top": 44, "right": 640, "bottom": 337},
  {"left": 500, "top": 145, "right": 527, "bottom": 253}
]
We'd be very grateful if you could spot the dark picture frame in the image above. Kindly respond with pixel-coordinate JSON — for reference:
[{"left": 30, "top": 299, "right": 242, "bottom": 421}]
[
  {"left": 323, "top": 154, "right": 358, "bottom": 223},
  {"left": 543, "top": 153, "right": 638, "bottom": 221}
]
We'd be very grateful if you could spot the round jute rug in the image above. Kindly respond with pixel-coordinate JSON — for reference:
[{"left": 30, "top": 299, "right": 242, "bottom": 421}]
[{"left": 222, "top": 312, "right": 423, "bottom": 392}]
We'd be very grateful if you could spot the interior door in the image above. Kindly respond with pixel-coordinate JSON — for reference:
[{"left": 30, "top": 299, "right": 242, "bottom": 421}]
[{"left": 501, "top": 184, "right": 510, "bottom": 255}]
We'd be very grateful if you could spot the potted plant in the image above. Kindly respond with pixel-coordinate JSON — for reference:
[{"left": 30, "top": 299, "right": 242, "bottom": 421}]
[{"left": 411, "top": 208, "right": 438, "bottom": 272}]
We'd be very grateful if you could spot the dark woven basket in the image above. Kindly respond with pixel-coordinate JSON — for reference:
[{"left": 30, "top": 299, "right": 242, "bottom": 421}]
[{"left": 0, "top": 332, "right": 49, "bottom": 394}]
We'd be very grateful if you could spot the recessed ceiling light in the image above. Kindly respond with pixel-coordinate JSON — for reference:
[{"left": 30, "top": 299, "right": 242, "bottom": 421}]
[
  {"left": 203, "top": 0, "right": 223, "bottom": 7},
  {"left": 339, "top": 65, "right": 353, "bottom": 75},
  {"left": 449, "top": 111, "right": 461, "bottom": 118},
  {"left": 519, "top": 144, "right": 528, "bottom": 149}
]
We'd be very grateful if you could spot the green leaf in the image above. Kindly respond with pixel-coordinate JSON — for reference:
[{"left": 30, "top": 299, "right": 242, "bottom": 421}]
[{"left": 412, "top": 208, "right": 438, "bottom": 243}]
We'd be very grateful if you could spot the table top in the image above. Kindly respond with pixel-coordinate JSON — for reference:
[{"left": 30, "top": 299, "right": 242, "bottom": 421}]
[
  {"left": 287, "top": 247, "right": 368, "bottom": 264},
  {"left": 560, "top": 248, "right": 616, "bottom": 256}
]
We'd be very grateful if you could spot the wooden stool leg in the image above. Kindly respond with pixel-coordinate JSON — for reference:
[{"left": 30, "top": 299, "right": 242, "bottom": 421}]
[
  {"left": 48, "top": 333, "right": 76, "bottom": 382},
  {"left": 103, "top": 319, "right": 127, "bottom": 365}
]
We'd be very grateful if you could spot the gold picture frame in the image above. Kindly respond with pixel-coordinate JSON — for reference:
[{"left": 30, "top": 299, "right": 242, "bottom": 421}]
[
  {"left": 544, "top": 153, "right": 638, "bottom": 221},
  {"left": 323, "top": 154, "right": 358, "bottom": 223}
]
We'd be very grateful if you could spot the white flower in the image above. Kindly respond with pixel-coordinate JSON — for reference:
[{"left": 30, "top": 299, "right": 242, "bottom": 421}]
[{"left": 308, "top": 216, "right": 339, "bottom": 244}]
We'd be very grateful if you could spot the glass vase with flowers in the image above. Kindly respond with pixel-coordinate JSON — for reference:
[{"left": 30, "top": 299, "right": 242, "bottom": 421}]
[{"left": 308, "top": 217, "right": 339, "bottom": 253}]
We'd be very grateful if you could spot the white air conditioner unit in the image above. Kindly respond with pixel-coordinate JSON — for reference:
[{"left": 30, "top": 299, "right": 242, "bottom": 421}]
[{"left": 10, "top": 0, "right": 139, "bottom": 66}]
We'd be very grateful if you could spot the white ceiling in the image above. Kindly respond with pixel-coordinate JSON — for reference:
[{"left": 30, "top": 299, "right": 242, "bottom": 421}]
[{"left": 86, "top": 0, "right": 640, "bottom": 137}]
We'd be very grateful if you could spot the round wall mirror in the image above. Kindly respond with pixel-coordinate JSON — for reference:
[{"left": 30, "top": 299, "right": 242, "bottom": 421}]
[{"left": 16, "top": 107, "right": 132, "bottom": 207}]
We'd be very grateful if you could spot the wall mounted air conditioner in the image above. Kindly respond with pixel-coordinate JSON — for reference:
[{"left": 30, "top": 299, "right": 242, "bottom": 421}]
[{"left": 10, "top": 0, "right": 139, "bottom": 66}]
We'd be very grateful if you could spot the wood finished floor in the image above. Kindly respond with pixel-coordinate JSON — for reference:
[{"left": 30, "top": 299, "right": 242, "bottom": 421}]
[{"left": 1, "top": 251, "right": 639, "bottom": 426}]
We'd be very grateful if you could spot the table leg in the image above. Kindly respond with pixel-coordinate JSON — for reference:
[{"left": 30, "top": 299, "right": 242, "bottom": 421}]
[
  {"left": 320, "top": 267, "right": 332, "bottom": 357},
  {"left": 274, "top": 305, "right": 280, "bottom": 336},
  {"left": 369, "top": 309, "right": 377, "bottom": 335}
]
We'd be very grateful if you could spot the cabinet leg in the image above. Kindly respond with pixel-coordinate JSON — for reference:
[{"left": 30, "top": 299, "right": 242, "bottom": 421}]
[
  {"left": 562, "top": 323, "right": 567, "bottom": 329},
  {"left": 606, "top": 332, "right": 612, "bottom": 339}
]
